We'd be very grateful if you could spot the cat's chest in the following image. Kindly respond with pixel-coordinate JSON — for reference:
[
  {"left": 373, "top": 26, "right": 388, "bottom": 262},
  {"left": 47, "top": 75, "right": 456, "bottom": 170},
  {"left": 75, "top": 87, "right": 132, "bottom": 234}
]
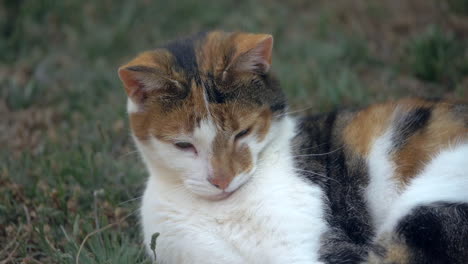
[{"left": 143, "top": 168, "right": 328, "bottom": 263}]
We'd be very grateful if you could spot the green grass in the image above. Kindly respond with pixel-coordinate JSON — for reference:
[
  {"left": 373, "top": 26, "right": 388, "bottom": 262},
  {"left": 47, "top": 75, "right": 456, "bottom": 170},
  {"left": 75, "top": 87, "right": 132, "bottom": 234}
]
[
  {"left": 447, "top": 0, "right": 468, "bottom": 15},
  {"left": 1, "top": 0, "right": 466, "bottom": 263},
  {"left": 405, "top": 25, "right": 467, "bottom": 84}
]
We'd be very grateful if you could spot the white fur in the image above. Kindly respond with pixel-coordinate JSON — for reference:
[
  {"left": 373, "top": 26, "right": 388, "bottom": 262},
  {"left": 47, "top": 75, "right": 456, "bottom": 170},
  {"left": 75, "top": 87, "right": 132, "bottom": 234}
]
[
  {"left": 366, "top": 125, "right": 468, "bottom": 236},
  {"left": 139, "top": 117, "right": 328, "bottom": 264},
  {"left": 378, "top": 142, "right": 468, "bottom": 234},
  {"left": 127, "top": 98, "right": 139, "bottom": 114},
  {"left": 135, "top": 118, "right": 222, "bottom": 198},
  {"left": 365, "top": 130, "right": 400, "bottom": 228}
]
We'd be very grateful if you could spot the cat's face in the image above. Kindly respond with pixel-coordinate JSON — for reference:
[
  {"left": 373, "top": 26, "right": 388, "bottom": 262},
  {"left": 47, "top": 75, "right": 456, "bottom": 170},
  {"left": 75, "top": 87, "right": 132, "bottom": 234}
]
[{"left": 119, "top": 31, "right": 286, "bottom": 200}]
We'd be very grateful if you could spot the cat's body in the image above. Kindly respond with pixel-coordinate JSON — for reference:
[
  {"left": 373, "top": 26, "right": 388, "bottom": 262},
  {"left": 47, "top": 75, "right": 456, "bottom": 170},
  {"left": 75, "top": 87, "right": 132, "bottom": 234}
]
[
  {"left": 119, "top": 31, "right": 468, "bottom": 264},
  {"left": 293, "top": 100, "right": 468, "bottom": 264}
]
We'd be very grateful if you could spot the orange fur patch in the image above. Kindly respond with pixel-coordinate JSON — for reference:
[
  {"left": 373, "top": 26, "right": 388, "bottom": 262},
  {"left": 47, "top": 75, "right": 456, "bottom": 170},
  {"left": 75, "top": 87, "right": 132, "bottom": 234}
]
[
  {"left": 366, "top": 233, "right": 411, "bottom": 264},
  {"left": 344, "top": 98, "right": 467, "bottom": 186},
  {"left": 393, "top": 102, "right": 468, "bottom": 184},
  {"left": 197, "top": 31, "right": 272, "bottom": 77},
  {"left": 343, "top": 102, "right": 396, "bottom": 156},
  {"left": 197, "top": 31, "right": 229, "bottom": 74},
  {"left": 129, "top": 80, "right": 208, "bottom": 141},
  {"left": 209, "top": 105, "right": 272, "bottom": 186},
  {"left": 229, "top": 32, "right": 272, "bottom": 66}
]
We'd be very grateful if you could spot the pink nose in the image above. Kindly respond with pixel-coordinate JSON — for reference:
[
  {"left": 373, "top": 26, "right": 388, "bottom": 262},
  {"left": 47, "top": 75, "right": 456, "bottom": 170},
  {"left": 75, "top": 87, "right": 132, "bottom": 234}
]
[{"left": 208, "top": 177, "right": 232, "bottom": 190}]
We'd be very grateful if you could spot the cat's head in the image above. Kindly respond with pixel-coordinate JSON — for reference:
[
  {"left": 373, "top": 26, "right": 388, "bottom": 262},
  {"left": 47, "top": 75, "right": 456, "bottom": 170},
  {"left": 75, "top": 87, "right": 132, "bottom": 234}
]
[{"left": 118, "top": 31, "right": 287, "bottom": 200}]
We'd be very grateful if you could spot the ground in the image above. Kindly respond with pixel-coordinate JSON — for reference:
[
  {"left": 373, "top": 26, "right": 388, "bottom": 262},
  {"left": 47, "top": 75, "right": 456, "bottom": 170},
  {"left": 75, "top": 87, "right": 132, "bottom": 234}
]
[{"left": 0, "top": 0, "right": 467, "bottom": 263}]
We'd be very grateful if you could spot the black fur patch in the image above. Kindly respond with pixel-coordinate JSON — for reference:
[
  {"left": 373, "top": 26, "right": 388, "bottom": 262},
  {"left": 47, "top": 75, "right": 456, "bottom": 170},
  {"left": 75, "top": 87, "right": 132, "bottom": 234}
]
[
  {"left": 163, "top": 32, "right": 206, "bottom": 77},
  {"left": 205, "top": 83, "right": 226, "bottom": 104},
  {"left": 396, "top": 202, "right": 468, "bottom": 264},
  {"left": 262, "top": 75, "right": 286, "bottom": 114},
  {"left": 203, "top": 74, "right": 231, "bottom": 104},
  {"left": 292, "top": 111, "right": 374, "bottom": 263},
  {"left": 392, "top": 107, "right": 432, "bottom": 149},
  {"left": 452, "top": 103, "right": 468, "bottom": 125},
  {"left": 125, "top": 65, "right": 160, "bottom": 74},
  {"left": 270, "top": 101, "right": 286, "bottom": 112}
]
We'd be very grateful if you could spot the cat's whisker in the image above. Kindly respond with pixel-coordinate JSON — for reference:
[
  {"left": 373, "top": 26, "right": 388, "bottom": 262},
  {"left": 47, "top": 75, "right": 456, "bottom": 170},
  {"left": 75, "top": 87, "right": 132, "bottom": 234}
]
[
  {"left": 118, "top": 196, "right": 143, "bottom": 206},
  {"left": 275, "top": 105, "right": 315, "bottom": 118},
  {"left": 292, "top": 146, "right": 344, "bottom": 158},
  {"left": 164, "top": 183, "right": 187, "bottom": 193},
  {"left": 293, "top": 168, "right": 340, "bottom": 183},
  {"left": 289, "top": 141, "right": 330, "bottom": 152}
]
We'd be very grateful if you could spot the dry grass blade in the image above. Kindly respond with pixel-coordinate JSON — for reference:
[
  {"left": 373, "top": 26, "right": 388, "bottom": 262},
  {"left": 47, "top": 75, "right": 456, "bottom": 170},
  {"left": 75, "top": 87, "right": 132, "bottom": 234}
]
[{"left": 75, "top": 212, "right": 136, "bottom": 264}]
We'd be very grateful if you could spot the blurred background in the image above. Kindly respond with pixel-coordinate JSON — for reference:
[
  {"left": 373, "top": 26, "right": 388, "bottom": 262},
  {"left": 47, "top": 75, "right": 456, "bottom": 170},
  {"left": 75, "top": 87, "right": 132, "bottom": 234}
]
[{"left": 1, "top": 0, "right": 467, "bottom": 263}]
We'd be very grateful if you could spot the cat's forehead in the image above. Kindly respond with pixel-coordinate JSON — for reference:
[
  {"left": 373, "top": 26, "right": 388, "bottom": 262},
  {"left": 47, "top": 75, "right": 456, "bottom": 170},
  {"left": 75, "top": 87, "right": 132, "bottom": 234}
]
[
  {"left": 162, "top": 31, "right": 236, "bottom": 74},
  {"left": 124, "top": 31, "right": 286, "bottom": 141},
  {"left": 153, "top": 31, "right": 285, "bottom": 111}
]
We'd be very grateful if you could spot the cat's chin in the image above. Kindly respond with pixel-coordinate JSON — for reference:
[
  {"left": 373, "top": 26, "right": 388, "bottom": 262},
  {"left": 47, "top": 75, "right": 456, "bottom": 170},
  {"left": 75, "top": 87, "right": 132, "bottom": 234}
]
[{"left": 203, "top": 191, "right": 234, "bottom": 201}]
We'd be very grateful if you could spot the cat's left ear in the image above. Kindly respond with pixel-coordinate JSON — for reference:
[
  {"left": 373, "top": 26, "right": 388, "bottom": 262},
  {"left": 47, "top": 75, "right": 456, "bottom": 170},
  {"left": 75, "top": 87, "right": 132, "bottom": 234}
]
[{"left": 229, "top": 33, "right": 273, "bottom": 74}]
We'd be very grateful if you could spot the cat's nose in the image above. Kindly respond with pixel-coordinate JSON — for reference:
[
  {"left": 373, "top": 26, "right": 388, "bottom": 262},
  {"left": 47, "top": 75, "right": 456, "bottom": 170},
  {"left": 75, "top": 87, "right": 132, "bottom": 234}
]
[{"left": 208, "top": 176, "right": 231, "bottom": 190}]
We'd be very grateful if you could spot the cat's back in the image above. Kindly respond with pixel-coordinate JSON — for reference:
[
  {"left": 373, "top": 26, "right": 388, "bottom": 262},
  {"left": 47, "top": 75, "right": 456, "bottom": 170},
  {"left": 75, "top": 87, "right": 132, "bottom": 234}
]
[
  {"left": 294, "top": 98, "right": 468, "bottom": 188},
  {"left": 346, "top": 98, "right": 467, "bottom": 229},
  {"left": 343, "top": 98, "right": 467, "bottom": 176},
  {"left": 293, "top": 98, "right": 468, "bottom": 263}
]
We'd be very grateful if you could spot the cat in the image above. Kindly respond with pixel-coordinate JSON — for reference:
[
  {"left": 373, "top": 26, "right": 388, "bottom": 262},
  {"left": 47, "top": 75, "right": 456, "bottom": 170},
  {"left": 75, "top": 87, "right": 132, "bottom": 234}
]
[{"left": 118, "top": 31, "right": 468, "bottom": 264}]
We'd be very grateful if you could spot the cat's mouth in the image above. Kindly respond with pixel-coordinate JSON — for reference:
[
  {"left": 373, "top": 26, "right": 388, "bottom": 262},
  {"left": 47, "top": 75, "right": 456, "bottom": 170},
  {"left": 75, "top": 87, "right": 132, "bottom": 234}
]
[
  {"left": 207, "top": 172, "right": 254, "bottom": 201},
  {"left": 187, "top": 170, "right": 254, "bottom": 201}
]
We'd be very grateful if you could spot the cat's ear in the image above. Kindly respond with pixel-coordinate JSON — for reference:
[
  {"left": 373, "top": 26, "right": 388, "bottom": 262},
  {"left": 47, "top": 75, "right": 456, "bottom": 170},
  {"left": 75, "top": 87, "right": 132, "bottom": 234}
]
[
  {"left": 118, "top": 50, "right": 182, "bottom": 109},
  {"left": 229, "top": 33, "right": 273, "bottom": 74},
  {"left": 118, "top": 65, "right": 164, "bottom": 105},
  {"left": 118, "top": 55, "right": 181, "bottom": 111}
]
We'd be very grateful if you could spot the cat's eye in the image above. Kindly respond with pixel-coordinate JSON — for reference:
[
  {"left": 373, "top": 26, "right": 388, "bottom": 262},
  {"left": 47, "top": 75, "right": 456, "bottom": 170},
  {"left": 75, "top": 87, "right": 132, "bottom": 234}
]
[
  {"left": 174, "top": 142, "right": 196, "bottom": 152},
  {"left": 235, "top": 128, "right": 251, "bottom": 141}
]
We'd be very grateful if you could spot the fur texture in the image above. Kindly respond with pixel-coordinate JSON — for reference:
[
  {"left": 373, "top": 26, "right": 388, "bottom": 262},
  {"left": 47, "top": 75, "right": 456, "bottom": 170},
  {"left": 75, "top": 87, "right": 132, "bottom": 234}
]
[{"left": 118, "top": 31, "right": 468, "bottom": 264}]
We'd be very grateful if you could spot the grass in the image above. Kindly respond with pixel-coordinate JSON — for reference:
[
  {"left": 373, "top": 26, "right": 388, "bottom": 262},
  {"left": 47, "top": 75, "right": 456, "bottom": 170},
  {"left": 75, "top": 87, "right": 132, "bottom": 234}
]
[
  {"left": 405, "top": 25, "right": 467, "bottom": 84},
  {"left": 1, "top": 0, "right": 466, "bottom": 263}
]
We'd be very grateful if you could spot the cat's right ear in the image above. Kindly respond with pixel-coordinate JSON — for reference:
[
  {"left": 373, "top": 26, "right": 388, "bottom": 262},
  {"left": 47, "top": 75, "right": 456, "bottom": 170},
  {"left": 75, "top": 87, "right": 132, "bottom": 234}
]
[
  {"left": 119, "top": 51, "right": 181, "bottom": 109},
  {"left": 118, "top": 65, "right": 161, "bottom": 105},
  {"left": 119, "top": 65, "right": 176, "bottom": 108}
]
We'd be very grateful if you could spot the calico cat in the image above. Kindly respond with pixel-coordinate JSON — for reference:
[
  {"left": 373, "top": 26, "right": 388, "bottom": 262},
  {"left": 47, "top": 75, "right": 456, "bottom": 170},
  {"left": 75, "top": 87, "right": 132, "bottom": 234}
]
[{"left": 118, "top": 31, "right": 468, "bottom": 264}]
